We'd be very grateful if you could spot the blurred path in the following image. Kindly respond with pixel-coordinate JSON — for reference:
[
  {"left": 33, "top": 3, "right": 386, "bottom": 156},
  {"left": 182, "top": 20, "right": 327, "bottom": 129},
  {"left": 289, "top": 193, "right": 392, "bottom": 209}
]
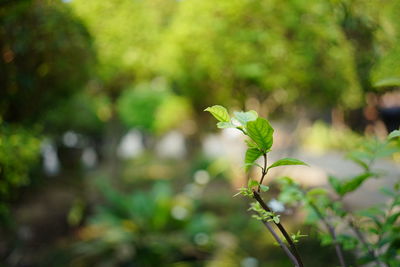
[{"left": 204, "top": 126, "right": 400, "bottom": 210}]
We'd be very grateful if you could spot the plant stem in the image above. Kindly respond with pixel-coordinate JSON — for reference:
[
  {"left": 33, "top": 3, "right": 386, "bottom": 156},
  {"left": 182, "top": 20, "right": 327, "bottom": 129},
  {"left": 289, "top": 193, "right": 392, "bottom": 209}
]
[
  {"left": 257, "top": 153, "right": 268, "bottom": 192},
  {"left": 253, "top": 191, "right": 305, "bottom": 267},
  {"left": 260, "top": 219, "right": 300, "bottom": 267},
  {"left": 347, "top": 216, "right": 383, "bottom": 267},
  {"left": 308, "top": 202, "right": 347, "bottom": 267}
]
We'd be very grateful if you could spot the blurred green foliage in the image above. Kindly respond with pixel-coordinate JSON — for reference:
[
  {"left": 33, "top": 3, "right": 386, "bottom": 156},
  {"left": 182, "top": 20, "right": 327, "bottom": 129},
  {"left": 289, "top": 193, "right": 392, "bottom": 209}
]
[
  {"left": 0, "top": 123, "right": 41, "bottom": 225},
  {"left": 1, "top": 0, "right": 400, "bottom": 266},
  {"left": 0, "top": 0, "right": 94, "bottom": 124},
  {"left": 278, "top": 131, "right": 400, "bottom": 266}
]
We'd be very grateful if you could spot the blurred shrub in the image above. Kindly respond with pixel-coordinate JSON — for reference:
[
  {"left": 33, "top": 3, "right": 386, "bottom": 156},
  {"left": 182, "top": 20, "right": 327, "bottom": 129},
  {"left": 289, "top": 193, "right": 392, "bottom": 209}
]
[
  {"left": 41, "top": 92, "right": 105, "bottom": 136},
  {"left": 0, "top": 0, "right": 94, "bottom": 124},
  {"left": 158, "top": 0, "right": 363, "bottom": 111},
  {"left": 117, "top": 82, "right": 192, "bottom": 134},
  {"left": 301, "top": 121, "right": 363, "bottom": 153},
  {"left": 0, "top": 123, "right": 41, "bottom": 225},
  {"left": 72, "top": 181, "right": 217, "bottom": 266}
]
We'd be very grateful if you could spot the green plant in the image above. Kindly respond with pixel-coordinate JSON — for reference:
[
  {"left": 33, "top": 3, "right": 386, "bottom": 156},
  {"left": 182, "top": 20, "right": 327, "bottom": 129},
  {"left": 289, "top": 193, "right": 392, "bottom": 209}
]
[
  {"left": 277, "top": 130, "right": 400, "bottom": 267},
  {"left": 0, "top": 123, "right": 41, "bottom": 226},
  {"left": 205, "top": 105, "right": 308, "bottom": 267}
]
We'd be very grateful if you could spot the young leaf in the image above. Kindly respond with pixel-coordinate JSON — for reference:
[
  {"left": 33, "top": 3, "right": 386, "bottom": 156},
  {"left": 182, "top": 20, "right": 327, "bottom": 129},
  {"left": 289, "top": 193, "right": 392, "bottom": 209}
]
[
  {"left": 328, "top": 176, "right": 342, "bottom": 195},
  {"left": 267, "top": 158, "right": 308, "bottom": 171},
  {"left": 388, "top": 130, "right": 400, "bottom": 140},
  {"left": 306, "top": 188, "right": 328, "bottom": 198},
  {"left": 260, "top": 185, "right": 269, "bottom": 192},
  {"left": 204, "top": 105, "right": 230, "bottom": 122},
  {"left": 245, "top": 139, "right": 258, "bottom": 149},
  {"left": 248, "top": 179, "right": 259, "bottom": 188},
  {"left": 246, "top": 117, "right": 274, "bottom": 152},
  {"left": 233, "top": 110, "right": 258, "bottom": 126},
  {"left": 217, "top": 122, "right": 236, "bottom": 129},
  {"left": 245, "top": 148, "right": 263, "bottom": 171}
]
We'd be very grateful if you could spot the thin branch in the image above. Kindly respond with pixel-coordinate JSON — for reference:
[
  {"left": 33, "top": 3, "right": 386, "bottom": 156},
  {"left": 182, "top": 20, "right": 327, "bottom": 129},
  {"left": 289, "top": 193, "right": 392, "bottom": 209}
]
[
  {"left": 308, "top": 202, "right": 347, "bottom": 267},
  {"left": 261, "top": 220, "right": 300, "bottom": 267},
  {"left": 253, "top": 191, "right": 304, "bottom": 267},
  {"left": 257, "top": 153, "right": 268, "bottom": 192},
  {"left": 347, "top": 216, "right": 383, "bottom": 267}
]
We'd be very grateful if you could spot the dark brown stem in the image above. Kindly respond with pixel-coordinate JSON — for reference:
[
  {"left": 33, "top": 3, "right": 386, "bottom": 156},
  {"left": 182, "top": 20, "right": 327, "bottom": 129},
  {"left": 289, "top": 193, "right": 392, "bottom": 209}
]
[
  {"left": 253, "top": 191, "right": 304, "bottom": 267},
  {"left": 261, "top": 220, "right": 300, "bottom": 267},
  {"left": 308, "top": 202, "right": 347, "bottom": 267}
]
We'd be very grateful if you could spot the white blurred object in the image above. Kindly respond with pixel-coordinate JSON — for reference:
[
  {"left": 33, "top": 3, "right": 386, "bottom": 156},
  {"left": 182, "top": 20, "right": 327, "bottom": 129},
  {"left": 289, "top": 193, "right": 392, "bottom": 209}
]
[
  {"left": 41, "top": 140, "right": 60, "bottom": 176},
  {"left": 171, "top": 206, "right": 188, "bottom": 220},
  {"left": 118, "top": 130, "right": 143, "bottom": 158},
  {"left": 241, "top": 257, "right": 258, "bottom": 267},
  {"left": 202, "top": 128, "right": 245, "bottom": 161},
  {"left": 268, "top": 198, "right": 285, "bottom": 213},
  {"left": 156, "top": 131, "right": 186, "bottom": 159},
  {"left": 63, "top": 131, "right": 79, "bottom": 147},
  {"left": 82, "top": 147, "right": 97, "bottom": 168},
  {"left": 194, "top": 170, "right": 210, "bottom": 185},
  {"left": 194, "top": 233, "right": 209, "bottom": 245}
]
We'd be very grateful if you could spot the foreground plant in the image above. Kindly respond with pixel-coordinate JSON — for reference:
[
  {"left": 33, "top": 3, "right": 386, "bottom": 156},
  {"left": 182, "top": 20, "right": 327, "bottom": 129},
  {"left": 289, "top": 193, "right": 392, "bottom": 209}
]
[
  {"left": 205, "top": 105, "right": 308, "bottom": 267},
  {"left": 277, "top": 130, "right": 400, "bottom": 267}
]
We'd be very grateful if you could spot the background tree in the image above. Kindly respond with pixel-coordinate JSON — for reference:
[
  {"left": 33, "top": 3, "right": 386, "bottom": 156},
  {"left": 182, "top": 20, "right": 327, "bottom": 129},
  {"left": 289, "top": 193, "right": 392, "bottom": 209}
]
[{"left": 0, "top": 0, "right": 94, "bottom": 125}]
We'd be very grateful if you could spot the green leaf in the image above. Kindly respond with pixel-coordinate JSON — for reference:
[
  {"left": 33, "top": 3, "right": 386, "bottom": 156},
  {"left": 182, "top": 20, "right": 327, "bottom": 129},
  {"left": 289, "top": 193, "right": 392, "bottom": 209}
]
[
  {"left": 248, "top": 179, "right": 259, "bottom": 188},
  {"left": 373, "top": 77, "right": 400, "bottom": 87},
  {"left": 217, "top": 121, "right": 235, "bottom": 129},
  {"left": 339, "top": 173, "right": 374, "bottom": 196},
  {"left": 386, "top": 211, "right": 400, "bottom": 225},
  {"left": 260, "top": 184, "right": 269, "bottom": 192},
  {"left": 204, "top": 105, "right": 230, "bottom": 122},
  {"left": 306, "top": 188, "right": 328, "bottom": 198},
  {"left": 246, "top": 117, "right": 274, "bottom": 152},
  {"left": 245, "top": 139, "right": 258, "bottom": 149},
  {"left": 267, "top": 158, "right": 308, "bottom": 171},
  {"left": 233, "top": 110, "right": 258, "bottom": 126},
  {"left": 244, "top": 148, "right": 263, "bottom": 171},
  {"left": 347, "top": 152, "right": 369, "bottom": 171},
  {"left": 388, "top": 130, "right": 400, "bottom": 140},
  {"left": 273, "top": 216, "right": 280, "bottom": 224},
  {"left": 328, "top": 176, "right": 342, "bottom": 195}
]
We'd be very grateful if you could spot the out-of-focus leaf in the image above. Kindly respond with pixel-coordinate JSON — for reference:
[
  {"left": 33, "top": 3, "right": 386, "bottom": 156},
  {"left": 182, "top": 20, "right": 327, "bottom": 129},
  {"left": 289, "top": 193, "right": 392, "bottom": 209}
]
[
  {"left": 248, "top": 179, "right": 259, "bottom": 189},
  {"left": 260, "top": 185, "right": 269, "bottom": 192},
  {"left": 388, "top": 130, "right": 400, "bottom": 140},
  {"left": 339, "top": 173, "right": 375, "bottom": 196},
  {"left": 328, "top": 176, "right": 342, "bottom": 195}
]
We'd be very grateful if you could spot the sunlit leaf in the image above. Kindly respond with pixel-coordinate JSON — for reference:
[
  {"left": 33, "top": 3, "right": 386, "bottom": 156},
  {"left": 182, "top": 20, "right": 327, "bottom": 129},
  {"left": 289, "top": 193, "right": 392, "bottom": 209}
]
[
  {"left": 246, "top": 117, "right": 274, "bottom": 152},
  {"left": 204, "top": 105, "right": 230, "bottom": 122},
  {"left": 267, "top": 158, "right": 308, "bottom": 171},
  {"left": 260, "top": 184, "right": 269, "bottom": 192},
  {"left": 248, "top": 179, "right": 259, "bottom": 188},
  {"left": 244, "top": 148, "right": 263, "bottom": 171},
  {"left": 233, "top": 110, "right": 258, "bottom": 126},
  {"left": 217, "top": 121, "right": 236, "bottom": 129},
  {"left": 388, "top": 130, "right": 400, "bottom": 140}
]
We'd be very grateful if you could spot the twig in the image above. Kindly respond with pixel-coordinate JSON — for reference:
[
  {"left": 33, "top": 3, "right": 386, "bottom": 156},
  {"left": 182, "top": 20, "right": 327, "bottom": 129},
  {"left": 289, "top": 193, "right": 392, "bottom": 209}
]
[
  {"left": 348, "top": 217, "right": 383, "bottom": 267},
  {"left": 253, "top": 191, "right": 305, "bottom": 267},
  {"left": 308, "top": 202, "right": 347, "bottom": 267},
  {"left": 260, "top": 220, "right": 300, "bottom": 267}
]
